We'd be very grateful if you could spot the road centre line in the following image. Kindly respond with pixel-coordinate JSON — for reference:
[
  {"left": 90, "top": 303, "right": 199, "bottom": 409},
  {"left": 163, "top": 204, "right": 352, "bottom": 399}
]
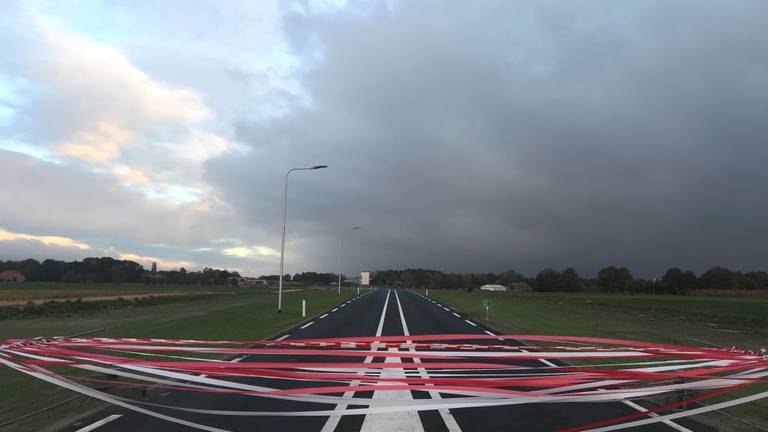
[
  {"left": 320, "top": 290, "right": 392, "bottom": 432},
  {"left": 394, "top": 291, "right": 463, "bottom": 432},
  {"left": 74, "top": 414, "right": 123, "bottom": 432},
  {"left": 300, "top": 322, "right": 314, "bottom": 329}
]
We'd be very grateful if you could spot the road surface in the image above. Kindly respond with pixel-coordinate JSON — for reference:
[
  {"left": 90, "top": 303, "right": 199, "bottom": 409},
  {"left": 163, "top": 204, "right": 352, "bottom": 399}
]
[{"left": 61, "top": 289, "right": 713, "bottom": 432}]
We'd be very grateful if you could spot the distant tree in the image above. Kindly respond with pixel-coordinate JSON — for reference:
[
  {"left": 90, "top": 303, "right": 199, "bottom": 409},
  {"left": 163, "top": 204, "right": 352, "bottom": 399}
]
[
  {"left": 534, "top": 268, "right": 560, "bottom": 292},
  {"left": 597, "top": 266, "right": 633, "bottom": 293},
  {"left": 699, "top": 267, "right": 736, "bottom": 290},
  {"left": 744, "top": 271, "right": 768, "bottom": 290},
  {"left": 111, "top": 265, "right": 127, "bottom": 284},
  {"left": 560, "top": 268, "right": 582, "bottom": 292},
  {"left": 661, "top": 268, "right": 698, "bottom": 295}
]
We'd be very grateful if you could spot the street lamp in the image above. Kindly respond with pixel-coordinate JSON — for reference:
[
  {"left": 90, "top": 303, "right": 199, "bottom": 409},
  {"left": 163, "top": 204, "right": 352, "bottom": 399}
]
[
  {"left": 338, "top": 226, "right": 361, "bottom": 294},
  {"left": 278, "top": 165, "right": 328, "bottom": 313}
]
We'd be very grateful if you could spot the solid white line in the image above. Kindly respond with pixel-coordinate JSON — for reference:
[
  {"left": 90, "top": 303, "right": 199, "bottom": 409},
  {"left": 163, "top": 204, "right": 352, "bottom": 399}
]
[
  {"left": 464, "top": 319, "right": 477, "bottom": 327},
  {"left": 300, "top": 321, "right": 314, "bottom": 329},
  {"left": 319, "top": 314, "right": 329, "bottom": 319},
  {"left": 74, "top": 414, "right": 122, "bottom": 432},
  {"left": 394, "top": 291, "right": 463, "bottom": 432},
  {"left": 320, "top": 290, "right": 392, "bottom": 432},
  {"left": 452, "top": 312, "right": 460, "bottom": 317}
]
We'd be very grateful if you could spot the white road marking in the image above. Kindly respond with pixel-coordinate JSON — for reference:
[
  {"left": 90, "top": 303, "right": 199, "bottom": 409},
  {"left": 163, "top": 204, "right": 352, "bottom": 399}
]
[
  {"left": 275, "top": 334, "right": 290, "bottom": 341},
  {"left": 452, "top": 312, "right": 460, "bottom": 317},
  {"left": 74, "top": 414, "right": 122, "bottom": 432},
  {"left": 443, "top": 307, "right": 450, "bottom": 311},
  {"left": 319, "top": 313, "right": 329, "bottom": 319},
  {"left": 300, "top": 321, "right": 314, "bottom": 329},
  {"left": 621, "top": 399, "right": 694, "bottom": 432},
  {"left": 232, "top": 356, "right": 246, "bottom": 363},
  {"left": 464, "top": 320, "right": 477, "bottom": 327},
  {"left": 331, "top": 308, "right": 338, "bottom": 312},
  {"left": 394, "top": 291, "right": 463, "bottom": 432},
  {"left": 320, "top": 290, "right": 392, "bottom": 432}
]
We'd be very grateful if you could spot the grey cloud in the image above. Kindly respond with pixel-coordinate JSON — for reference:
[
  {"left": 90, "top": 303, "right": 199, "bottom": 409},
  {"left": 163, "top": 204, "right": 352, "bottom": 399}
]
[{"left": 205, "top": 0, "right": 768, "bottom": 278}]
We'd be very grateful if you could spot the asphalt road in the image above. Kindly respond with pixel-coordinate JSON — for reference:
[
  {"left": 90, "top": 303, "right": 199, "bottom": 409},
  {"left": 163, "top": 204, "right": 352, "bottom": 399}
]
[{"left": 61, "top": 289, "right": 714, "bottom": 432}]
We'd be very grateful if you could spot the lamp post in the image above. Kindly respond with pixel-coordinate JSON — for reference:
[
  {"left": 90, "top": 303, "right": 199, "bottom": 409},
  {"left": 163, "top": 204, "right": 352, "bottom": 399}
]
[
  {"left": 338, "top": 226, "right": 360, "bottom": 294},
  {"left": 278, "top": 165, "right": 327, "bottom": 313}
]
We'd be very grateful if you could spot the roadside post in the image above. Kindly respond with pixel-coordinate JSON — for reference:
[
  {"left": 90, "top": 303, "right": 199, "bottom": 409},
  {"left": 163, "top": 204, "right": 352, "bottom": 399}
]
[
  {"left": 483, "top": 299, "right": 492, "bottom": 321},
  {"left": 426, "top": 288, "right": 429, "bottom": 296},
  {"left": 302, "top": 299, "right": 306, "bottom": 318}
]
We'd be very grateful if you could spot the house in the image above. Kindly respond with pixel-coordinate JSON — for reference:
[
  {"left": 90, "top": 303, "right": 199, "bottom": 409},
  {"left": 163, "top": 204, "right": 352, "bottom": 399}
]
[
  {"left": 480, "top": 284, "right": 508, "bottom": 291},
  {"left": 0, "top": 270, "right": 26, "bottom": 282}
]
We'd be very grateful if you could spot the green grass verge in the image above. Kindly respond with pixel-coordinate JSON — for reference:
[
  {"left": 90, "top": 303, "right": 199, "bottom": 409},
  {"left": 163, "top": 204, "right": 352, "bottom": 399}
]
[
  {"left": 426, "top": 289, "right": 768, "bottom": 430},
  {"left": 0, "top": 288, "right": 355, "bottom": 431}
]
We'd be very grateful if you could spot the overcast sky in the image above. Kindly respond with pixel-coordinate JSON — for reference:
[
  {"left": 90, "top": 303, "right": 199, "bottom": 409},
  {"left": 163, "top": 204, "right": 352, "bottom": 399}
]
[{"left": 1, "top": 0, "right": 767, "bottom": 278}]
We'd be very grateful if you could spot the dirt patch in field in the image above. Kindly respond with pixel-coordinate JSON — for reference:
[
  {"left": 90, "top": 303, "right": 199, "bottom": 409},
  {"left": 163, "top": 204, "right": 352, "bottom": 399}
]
[{"left": 0, "top": 292, "right": 233, "bottom": 306}]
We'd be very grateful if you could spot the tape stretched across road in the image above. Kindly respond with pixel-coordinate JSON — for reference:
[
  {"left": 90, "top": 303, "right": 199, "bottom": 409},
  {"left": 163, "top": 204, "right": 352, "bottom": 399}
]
[{"left": 1, "top": 335, "right": 767, "bottom": 432}]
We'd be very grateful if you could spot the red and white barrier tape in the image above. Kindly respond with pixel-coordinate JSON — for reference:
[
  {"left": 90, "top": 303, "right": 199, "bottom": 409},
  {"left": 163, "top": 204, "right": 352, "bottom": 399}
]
[{"left": 1, "top": 334, "right": 766, "bottom": 431}]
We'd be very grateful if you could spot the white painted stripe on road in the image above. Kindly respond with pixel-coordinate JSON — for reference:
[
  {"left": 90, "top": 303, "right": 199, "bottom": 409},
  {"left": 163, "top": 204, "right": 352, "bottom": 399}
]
[
  {"left": 300, "top": 322, "right": 314, "bottom": 329},
  {"left": 74, "top": 414, "right": 122, "bottom": 432},
  {"left": 621, "top": 400, "right": 694, "bottom": 432},
  {"left": 275, "top": 334, "right": 290, "bottom": 341},
  {"left": 394, "top": 291, "right": 463, "bottom": 432},
  {"left": 232, "top": 356, "right": 246, "bottom": 363},
  {"left": 331, "top": 308, "right": 338, "bottom": 312},
  {"left": 464, "top": 319, "right": 477, "bottom": 327},
  {"left": 320, "top": 290, "right": 392, "bottom": 432},
  {"left": 452, "top": 312, "right": 460, "bottom": 317},
  {"left": 319, "top": 313, "right": 329, "bottom": 319},
  {"left": 443, "top": 307, "right": 450, "bottom": 311}
]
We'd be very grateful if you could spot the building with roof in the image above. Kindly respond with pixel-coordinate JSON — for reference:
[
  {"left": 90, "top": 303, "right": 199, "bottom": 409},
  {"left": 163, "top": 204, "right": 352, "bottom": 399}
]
[{"left": 0, "top": 270, "right": 26, "bottom": 282}]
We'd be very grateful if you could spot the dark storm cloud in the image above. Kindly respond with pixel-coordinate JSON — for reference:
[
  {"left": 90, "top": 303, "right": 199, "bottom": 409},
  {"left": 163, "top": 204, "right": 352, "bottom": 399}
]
[{"left": 206, "top": 0, "right": 768, "bottom": 277}]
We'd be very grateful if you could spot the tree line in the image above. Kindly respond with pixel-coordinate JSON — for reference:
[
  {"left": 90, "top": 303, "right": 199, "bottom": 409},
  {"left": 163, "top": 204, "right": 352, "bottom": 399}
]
[
  {"left": 370, "top": 266, "right": 768, "bottom": 294},
  {"left": 0, "top": 257, "right": 240, "bottom": 285}
]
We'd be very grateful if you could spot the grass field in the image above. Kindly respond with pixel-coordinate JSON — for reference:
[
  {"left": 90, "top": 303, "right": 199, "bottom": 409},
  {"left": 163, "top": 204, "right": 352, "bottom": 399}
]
[
  {"left": 0, "top": 287, "right": 355, "bottom": 432},
  {"left": 426, "top": 289, "right": 768, "bottom": 430}
]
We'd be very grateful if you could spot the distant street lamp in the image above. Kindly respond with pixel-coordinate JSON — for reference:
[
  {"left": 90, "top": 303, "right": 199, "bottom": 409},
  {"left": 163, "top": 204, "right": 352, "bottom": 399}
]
[
  {"left": 278, "top": 165, "right": 328, "bottom": 313},
  {"left": 338, "top": 226, "right": 361, "bottom": 294}
]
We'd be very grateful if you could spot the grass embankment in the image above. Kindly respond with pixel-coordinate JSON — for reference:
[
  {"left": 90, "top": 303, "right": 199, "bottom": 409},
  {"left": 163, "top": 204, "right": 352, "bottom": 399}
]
[
  {"left": 0, "top": 287, "right": 355, "bottom": 432},
  {"left": 427, "top": 289, "right": 768, "bottom": 430}
]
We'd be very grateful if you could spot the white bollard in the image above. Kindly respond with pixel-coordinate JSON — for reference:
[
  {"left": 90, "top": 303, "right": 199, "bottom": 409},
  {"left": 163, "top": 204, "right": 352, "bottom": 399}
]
[
  {"left": 302, "top": 299, "right": 306, "bottom": 318},
  {"left": 426, "top": 288, "right": 429, "bottom": 296}
]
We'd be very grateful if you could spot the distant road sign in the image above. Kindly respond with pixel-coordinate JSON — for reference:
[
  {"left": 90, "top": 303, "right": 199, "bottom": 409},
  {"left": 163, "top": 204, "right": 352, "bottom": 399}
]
[{"left": 360, "top": 271, "right": 370, "bottom": 286}]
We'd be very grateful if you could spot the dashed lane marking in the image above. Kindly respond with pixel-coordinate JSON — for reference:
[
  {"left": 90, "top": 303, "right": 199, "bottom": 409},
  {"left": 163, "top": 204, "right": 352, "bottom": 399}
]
[
  {"left": 452, "top": 312, "right": 460, "bottom": 317},
  {"left": 319, "top": 313, "right": 329, "bottom": 319},
  {"left": 331, "top": 308, "right": 338, "bottom": 312},
  {"left": 74, "top": 414, "right": 122, "bottom": 432},
  {"left": 300, "top": 322, "right": 314, "bottom": 329},
  {"left": 464, "top": 319, "right": 477, "bottom": 327}
]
